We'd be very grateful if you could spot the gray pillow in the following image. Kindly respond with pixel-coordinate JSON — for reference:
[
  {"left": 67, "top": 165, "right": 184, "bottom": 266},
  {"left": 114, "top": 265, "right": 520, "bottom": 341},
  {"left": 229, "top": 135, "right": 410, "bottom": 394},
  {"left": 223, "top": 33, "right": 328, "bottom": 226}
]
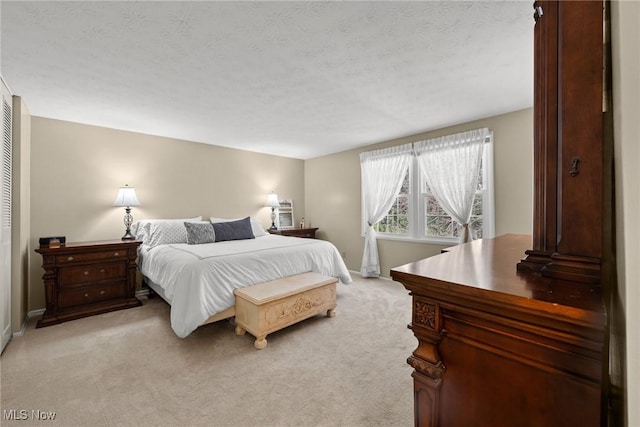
[
  {"left": 184, "top": 222, "right": 215, "bottom": 245},
  {"left": 212, "top": 217, "right": 255, "bottom": 242}
]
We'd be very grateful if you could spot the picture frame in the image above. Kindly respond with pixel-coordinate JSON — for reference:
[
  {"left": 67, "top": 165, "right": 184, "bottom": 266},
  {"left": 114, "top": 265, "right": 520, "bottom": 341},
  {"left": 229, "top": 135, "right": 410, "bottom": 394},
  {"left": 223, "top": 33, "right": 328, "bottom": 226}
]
[{"left": 276, "top": 199, "right": 294, "bottom": 229}]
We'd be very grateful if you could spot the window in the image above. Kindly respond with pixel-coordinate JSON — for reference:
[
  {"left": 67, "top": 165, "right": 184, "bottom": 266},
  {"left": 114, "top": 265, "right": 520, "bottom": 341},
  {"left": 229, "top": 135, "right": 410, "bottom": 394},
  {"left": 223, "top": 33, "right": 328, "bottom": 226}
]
[
  {"left": 423, "top": 157, "right": 486, "bottom": 240},
  {"left": 372, "top": 171, "right": 410, "bottom": 234},
  {"left": 367, "top": 133, "right": 494, "bottom": 244}
]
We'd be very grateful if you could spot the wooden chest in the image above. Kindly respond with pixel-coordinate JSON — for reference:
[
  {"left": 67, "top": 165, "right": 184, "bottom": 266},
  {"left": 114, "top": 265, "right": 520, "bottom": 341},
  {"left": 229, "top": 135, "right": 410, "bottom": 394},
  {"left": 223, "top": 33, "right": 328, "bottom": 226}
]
[
  {"left": 234, "top": 272, "right": 337, "bottom": 349},
  {"left": 35, "top": 239, "right": 142, "bottom": 328}
]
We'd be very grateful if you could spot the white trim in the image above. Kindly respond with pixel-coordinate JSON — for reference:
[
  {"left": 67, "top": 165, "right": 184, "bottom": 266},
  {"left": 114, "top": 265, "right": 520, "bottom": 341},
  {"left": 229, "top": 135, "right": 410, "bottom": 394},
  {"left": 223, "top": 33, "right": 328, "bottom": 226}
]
[
  {"left": 135, "top": 288, "right": 150, "bottom": 297},
  {"left": 374, "top": 233, "right": 458, "bottom": 246},
  {"left": 482, "top": 131, "right": 496, "bottom": 238},
  {"left": 12, "top": 309, "right": 45, "bottom": 337},
  {"left": 348, "top": 269, "right": 401, "bottom": 283},
  {"left": 362, "top": 276, "right": 392, "bottom": 283},
  {"left": 1, "top": 78, "right": 13, "bottom": 353}
]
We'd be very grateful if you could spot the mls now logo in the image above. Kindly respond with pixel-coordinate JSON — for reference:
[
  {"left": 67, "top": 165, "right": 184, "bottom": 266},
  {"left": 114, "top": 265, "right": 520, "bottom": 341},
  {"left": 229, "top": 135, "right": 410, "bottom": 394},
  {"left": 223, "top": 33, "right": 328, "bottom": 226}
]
[
  {"left": 3, "top": 409, "right": 57, "bottom": 421},
  {"left": 31, "top": 410, "right": 57, "bottom": 420},
  {"left": 3, "top": 410, "right": 28, "bottom": 420}
]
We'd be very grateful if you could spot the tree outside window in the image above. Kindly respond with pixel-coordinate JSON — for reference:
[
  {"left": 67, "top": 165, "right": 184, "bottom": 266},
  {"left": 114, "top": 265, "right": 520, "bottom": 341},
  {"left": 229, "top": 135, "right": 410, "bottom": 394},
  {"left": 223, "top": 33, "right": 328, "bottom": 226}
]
[{"left": 373, "top": 170, "right": 410, "bottom": 234}]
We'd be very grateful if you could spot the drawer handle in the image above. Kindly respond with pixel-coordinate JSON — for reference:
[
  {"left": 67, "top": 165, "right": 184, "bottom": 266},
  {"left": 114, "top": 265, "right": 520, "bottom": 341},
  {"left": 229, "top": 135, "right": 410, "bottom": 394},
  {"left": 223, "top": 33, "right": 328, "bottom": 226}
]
[
  {"left": 100, "top": 290, "right": 106, "bottom": 295},
  {"left": 113, "top": 252, "right": 119, "bottom": 256},
  {"left": 84, "top": 293, "right": 89, "bottom": 297},
  {"left": 83, "top": 271, "right": 89, "bottom": 276},
  {"left": 100, "top": 269, "right": 105, "bottom": 273},
  {"left": 67, "top": 256, "right": 74, "bottom": 261}
]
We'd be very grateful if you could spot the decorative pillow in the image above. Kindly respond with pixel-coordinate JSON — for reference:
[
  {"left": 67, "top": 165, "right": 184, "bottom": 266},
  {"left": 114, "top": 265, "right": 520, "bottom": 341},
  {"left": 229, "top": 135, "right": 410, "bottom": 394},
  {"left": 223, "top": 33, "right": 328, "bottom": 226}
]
[
  {"left": 210, "top": 216, "right": 267, "bottom": 237},
  {"left": 211, "top": 217, "right": 255, "bottom": 242},
  {"left": 147, "top": 222, "right": 188, "bottom": 247},
  {"left": 146, "top": 219, "right": 205, "bottom": 247},
  {"left": 132, "top": 217, "right": 202, "bottom": 245},
  {"left": 184, "top": 222, "right": 215, "bottom": 245}
]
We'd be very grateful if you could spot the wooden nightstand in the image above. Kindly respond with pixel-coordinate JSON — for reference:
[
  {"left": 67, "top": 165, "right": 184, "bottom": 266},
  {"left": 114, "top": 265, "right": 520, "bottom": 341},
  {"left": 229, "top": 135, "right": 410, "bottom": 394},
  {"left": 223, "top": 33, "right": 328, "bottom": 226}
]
[
  {"left": 268, "top": 227, "right": 318, "bottom": 239},
  {"left": 35, "top": 239, "right": 142, "bottom": 328}
]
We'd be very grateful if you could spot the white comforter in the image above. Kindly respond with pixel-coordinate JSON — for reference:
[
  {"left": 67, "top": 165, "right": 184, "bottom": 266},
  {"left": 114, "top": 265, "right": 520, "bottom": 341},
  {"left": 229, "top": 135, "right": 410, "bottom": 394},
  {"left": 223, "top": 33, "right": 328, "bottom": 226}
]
[{"left": 139, "top": 235, "right": 352, "bottom": 337}]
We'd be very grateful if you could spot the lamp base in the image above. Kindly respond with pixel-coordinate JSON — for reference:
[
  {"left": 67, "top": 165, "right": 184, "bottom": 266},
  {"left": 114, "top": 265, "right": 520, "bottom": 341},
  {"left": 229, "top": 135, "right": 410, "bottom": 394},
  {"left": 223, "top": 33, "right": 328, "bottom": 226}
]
[
  {"left": 269, "top": 207, "right": 278, "bottom": 230},
  {"left": 121, "top": 230, "right": 136, "bottom": 240},
  {"left": 121, "top": 207, "right": 136, "bottom": 240}
]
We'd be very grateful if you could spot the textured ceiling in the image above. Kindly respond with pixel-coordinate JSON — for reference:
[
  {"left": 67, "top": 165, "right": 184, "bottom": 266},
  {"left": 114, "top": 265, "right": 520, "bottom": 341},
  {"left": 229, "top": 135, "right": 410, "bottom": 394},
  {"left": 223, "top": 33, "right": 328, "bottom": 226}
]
[{"left": 1, "top": 1, "right": 533, "bottom": 160}]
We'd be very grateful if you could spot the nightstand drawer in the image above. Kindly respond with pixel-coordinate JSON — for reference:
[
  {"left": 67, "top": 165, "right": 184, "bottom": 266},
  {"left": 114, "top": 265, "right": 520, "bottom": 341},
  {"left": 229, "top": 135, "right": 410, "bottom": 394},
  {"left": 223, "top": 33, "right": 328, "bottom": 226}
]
[
  {"left": 56, "top": 250, "right": 128, "bottom": 265},
  {"left": 268, "top": 227, "right": 318, "bottom": 238},
  {"left": 58, "top": 282, "right": 127, "bottom": 310},
  {"left": 295, "top": 231, "right": 316, "bottom": 238},
  {"left": 59, "top": 262, "right": 126, "bottom": 286}
]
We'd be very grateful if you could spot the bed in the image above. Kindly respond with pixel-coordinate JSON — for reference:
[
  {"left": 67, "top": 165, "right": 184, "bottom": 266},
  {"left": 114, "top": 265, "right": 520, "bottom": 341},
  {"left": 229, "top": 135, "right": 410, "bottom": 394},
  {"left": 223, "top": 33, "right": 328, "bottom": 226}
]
[{"left": 134, "top": 217, "right": 352, "bottom": 338}]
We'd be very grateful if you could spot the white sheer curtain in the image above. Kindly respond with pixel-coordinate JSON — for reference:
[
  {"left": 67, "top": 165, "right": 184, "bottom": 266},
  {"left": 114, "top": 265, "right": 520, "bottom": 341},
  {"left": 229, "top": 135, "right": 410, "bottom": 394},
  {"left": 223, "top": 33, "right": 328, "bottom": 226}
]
[
  {"left": 360, "top": 144, "right": 413, "bottom": 277},
  {"left": 414, "top": 128, "right": 488, "bottom": 243}
]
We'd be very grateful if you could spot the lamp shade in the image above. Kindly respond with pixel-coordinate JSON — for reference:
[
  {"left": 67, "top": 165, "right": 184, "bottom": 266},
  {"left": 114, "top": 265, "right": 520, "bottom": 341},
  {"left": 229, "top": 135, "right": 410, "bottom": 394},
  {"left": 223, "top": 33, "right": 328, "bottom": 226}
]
[
  {"left": 267, "top": 192, "right": 280, "bottom": 208},
  {"left": 113, "top": 185, "right": 141, "bottom": 207}
]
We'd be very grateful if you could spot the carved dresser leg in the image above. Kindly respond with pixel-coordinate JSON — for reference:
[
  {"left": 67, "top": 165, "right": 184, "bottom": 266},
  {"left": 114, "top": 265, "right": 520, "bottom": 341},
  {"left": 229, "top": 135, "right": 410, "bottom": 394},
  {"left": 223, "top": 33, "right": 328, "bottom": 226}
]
[{"left": 407, "top": 299, "right": 445, "bottom": 427}]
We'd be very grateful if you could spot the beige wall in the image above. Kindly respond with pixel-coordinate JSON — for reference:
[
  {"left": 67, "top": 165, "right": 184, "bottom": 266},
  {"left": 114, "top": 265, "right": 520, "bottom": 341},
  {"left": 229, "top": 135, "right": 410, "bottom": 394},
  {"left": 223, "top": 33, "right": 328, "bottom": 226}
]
[
  {"left": 305, "top": 108, "right": 533, "bottom": 277},
  {"left": 11, "top": 96, "right": 30, "bottom": 333},
  {"left": 612, "top": 1, "right": 639, "bottom": 425},
  {"left": 29, "top": 117, "right": 305, "bottom": 310}
]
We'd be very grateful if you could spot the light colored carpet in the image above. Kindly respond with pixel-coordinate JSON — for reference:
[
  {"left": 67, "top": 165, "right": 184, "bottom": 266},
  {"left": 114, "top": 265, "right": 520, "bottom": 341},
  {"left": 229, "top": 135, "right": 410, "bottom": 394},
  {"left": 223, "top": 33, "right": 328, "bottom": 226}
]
[{"left": 1, "top": 275, "right": 415, "bottom": 427}]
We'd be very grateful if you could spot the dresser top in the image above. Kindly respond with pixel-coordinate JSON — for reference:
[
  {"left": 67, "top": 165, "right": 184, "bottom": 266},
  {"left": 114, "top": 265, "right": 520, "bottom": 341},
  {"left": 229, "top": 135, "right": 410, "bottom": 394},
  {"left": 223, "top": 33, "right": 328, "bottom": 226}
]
[
  {"left": 35, "top": 239, "right": 141, "bottom": 253},
  {"left": 391, "top": 234, "right": 605, "bottom": 322}
]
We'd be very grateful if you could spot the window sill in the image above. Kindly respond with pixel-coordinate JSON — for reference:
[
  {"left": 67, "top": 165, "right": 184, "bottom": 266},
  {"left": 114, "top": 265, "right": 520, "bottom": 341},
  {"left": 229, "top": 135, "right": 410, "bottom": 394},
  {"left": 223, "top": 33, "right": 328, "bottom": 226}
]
[{"left": 366, "top": 233, "right": 460, "bottom": 246}]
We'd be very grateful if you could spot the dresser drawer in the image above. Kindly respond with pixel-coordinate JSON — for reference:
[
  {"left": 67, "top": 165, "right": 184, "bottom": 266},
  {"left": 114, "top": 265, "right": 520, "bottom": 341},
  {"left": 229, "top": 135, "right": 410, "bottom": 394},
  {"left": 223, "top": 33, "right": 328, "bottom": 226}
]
[
  {"left": 58, "top": 282, "right": 127, "bottom": 310},
  {"left": 55, "top": 249, "right": 128, "bottom": 265},
  {"left": 58, "top": 262, "right": 126, "bottom": 286}
]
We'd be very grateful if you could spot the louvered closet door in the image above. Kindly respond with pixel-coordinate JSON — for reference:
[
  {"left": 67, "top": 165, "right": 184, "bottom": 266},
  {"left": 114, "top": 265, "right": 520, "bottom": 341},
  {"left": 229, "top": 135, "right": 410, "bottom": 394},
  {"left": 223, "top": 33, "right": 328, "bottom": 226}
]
[{"left": 0, "top": 79, "right": 12, "bottom": 353}]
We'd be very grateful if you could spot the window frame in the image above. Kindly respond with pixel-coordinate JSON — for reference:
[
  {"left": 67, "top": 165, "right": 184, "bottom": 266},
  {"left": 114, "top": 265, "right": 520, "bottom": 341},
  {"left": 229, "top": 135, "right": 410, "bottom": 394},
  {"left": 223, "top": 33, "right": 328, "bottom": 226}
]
[{"left": 364, "top": 133, "right": 495, "bottom": 245}]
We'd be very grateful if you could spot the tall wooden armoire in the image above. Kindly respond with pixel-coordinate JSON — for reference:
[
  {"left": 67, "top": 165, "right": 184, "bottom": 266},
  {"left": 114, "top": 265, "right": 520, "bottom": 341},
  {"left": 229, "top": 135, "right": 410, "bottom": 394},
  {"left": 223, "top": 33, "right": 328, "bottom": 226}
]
[{"left": 391, "top": 2, "right": 611, "bottom": 426}]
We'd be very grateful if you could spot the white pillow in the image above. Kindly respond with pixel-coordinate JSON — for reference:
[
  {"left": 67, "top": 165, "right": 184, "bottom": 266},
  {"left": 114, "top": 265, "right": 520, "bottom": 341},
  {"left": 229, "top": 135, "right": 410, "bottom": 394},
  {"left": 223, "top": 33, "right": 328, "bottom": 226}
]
[
  {"left": 132, "top": 217, "right": 202, "bottom": 245},
  {"left": 210, "top": 216, "right": 267, "bottom": 237}
]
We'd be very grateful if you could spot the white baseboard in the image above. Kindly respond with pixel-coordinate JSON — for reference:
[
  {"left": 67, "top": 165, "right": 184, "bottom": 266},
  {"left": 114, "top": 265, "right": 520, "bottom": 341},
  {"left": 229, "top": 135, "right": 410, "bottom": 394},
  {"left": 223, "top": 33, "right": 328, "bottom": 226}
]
[
  {"left": 13, "top": 308, "right": 45, "bottom": 337},
  {"left": 348, "top": 269, "right": 362, "bottom": 277},
  {"left": 12, "top": 291, "right": 149, "bottom": 338},
  {"left": 348, "top": 269, "right": 394, "bottom": 281}
]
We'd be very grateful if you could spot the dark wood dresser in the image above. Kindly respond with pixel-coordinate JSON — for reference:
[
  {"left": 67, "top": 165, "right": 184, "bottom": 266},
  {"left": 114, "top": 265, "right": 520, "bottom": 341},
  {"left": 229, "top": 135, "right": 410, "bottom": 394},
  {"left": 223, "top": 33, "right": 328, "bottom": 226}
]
[
  {"left": 391, "top": 2, "right": 614, "bottom": 425},
  {"left": 391, "top": 234, "right": 607, "bottom": 426},
  {"left": 35, "top": 239, "right": 142, "bottom": 328},
  {"left": 268, "top": 227, "right": 318, "bottom": 239}
]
